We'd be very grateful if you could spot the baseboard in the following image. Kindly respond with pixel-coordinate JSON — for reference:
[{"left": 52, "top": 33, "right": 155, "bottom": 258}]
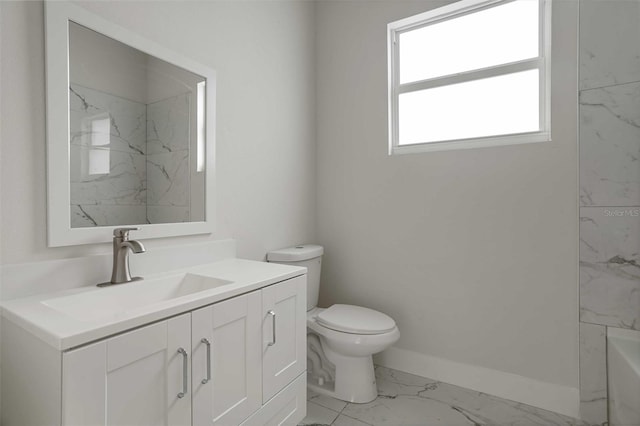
[{"left": 374, "top": 346, "right": 580, "bottom": 419}]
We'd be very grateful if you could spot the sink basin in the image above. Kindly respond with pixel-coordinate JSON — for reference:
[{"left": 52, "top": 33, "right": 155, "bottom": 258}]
[{"left": 41, "top": 273, "right": 233, "bottom": 322}]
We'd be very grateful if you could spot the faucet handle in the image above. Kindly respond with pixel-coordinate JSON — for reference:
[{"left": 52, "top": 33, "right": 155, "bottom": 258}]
[{"left": 113, "top": 227, "right": 140, "bottom": 238}]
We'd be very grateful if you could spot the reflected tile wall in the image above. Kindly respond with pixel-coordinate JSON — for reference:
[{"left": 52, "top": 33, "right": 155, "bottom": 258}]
[
  {"left": 147, "top": 93, "right": 190, "bottom": 154},
  {"left": 70, "top": 148, "right": 147, "bottom": 206},
  {"left": 71, "top": 205, "right": 147, "bottom": 228},
  {"left": 70, "top": 84, "right": 146, "bottom": 154},
  {"left": 69, "top": 87, "right": 191, "bottom": 226},
  {"left": 147, "top": 206, "right": 190, "bottom": 225},
  {"left": 579, "top": 323, "right": 608, "bottom": 426},
  {"left": 147, "top": 151, "right": 190, "bottom": 207},
  {"left": 146, "top": 94, "right": 191, "bottom": 223},
  {"left": 69, "top": 84, "right": 147, "bottom": 227}
]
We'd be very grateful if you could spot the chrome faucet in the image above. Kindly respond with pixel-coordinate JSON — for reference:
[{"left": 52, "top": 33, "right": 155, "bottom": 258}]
[{"left": 98, "top": 227, "right": 146, "bottom": 287}]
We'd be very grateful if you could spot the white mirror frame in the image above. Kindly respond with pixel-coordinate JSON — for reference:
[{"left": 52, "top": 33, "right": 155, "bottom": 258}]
[{"left": 45, "top": 1, "right": 216, "bottom": 247}]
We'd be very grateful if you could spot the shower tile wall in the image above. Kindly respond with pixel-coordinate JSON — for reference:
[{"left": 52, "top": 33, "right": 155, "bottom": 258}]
[
  {"left": 146, "top": 94, "right": 191, "bottom": 224},
  {"left": 579, "top": 1, "right": 640, "bottom": 424},
  {"left": 69, "top": 84, "right": 147, "bottom": 227},
  {"left": 578, "top": 323, "right": 607, "bottom": 425},
  {"left": 69, "top": 85, "right": 191, "bottom": 226}
]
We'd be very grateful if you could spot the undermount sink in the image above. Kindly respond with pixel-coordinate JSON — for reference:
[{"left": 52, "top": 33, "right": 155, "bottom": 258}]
[{"left": 41, "top": 273, "right": 233, "bottom": 322}]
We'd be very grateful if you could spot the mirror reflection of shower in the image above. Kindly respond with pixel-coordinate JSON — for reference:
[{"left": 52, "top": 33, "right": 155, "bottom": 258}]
[{"left": 68, "top": 21, "right": 206, "bottom": 228}]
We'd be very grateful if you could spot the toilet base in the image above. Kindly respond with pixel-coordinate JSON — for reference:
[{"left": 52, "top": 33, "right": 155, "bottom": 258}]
[{"left": 307, "top": 353, "right": 378, "bottom": 404}]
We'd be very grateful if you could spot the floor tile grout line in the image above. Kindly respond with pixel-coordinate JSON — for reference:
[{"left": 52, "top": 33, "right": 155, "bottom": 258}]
[{"left": 338, "top": 412, "right": 375, "bottom": 426}]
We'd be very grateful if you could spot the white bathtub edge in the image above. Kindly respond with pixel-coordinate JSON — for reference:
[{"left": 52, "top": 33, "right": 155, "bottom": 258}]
[
  {"left": 607, "top": 327, "right": 640, "bottom": 426},
  {"left": 607, "top": 326, "right": 640, "bottom": 342}
]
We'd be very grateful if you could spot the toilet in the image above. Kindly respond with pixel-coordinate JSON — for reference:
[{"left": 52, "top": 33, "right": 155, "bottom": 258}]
[{"left": 267, "top": 244, "right": 400, "bottom": 403}]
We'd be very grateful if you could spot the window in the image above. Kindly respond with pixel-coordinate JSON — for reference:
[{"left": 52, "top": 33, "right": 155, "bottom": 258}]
[
  {"left": 388, "top": 0, "right": 551, "bottom": 154},
  {"left": 82, "top": 114, "right": 111, "bottom": 176}
]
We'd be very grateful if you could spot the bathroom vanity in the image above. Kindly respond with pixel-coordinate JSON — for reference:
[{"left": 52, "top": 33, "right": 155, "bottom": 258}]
[{"left": 1, "top": 259, "right": 307, "bottom": 426}]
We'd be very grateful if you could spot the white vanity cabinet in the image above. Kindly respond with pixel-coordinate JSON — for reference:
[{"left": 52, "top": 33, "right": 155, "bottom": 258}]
[
  {"left": 192, "top": 276, "right": 307, "bottom": 426},
  {"left": 261, "top": 277, "right": 307, "bottom": 403},
  {"left": 1, "top": 272, "right": 307, "bottom": 426},
  {"left": 191, "top": 291, "right": 262, "bottom": 425},
  {"left": 62, "top": 314, "right": 193, "bottom": 425}
]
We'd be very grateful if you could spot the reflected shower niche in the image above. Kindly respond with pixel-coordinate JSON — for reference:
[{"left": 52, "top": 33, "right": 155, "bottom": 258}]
[{"left": 68, "top": 21, "right": 206, "bottom": 228}]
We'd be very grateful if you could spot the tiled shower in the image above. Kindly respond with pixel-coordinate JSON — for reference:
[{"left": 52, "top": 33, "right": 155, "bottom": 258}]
[
  {"left": 69, "top": 85, "right": 192, "bottom": 227},
  {"left": 578, "top": 1, "right": 640, "bottom": 424}
]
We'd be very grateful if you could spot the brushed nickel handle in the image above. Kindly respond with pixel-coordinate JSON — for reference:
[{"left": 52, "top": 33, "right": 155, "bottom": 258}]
[
  {"left": 268, "top": 310, "right": 276, "bottom": 346},
  {"left": 201, "top": 338, "right": 211, "bottom": 384},
  {"left": 177, "top": 347, "right": 188, "bottom": 398},
  {"left": 113, "top": 227, "right": 140, "bottom": 238}
]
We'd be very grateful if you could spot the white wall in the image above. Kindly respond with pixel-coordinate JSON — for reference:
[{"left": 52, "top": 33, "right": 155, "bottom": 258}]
[
  {"left": 69, "top": 21, "right": 149, "bottom": 103},
  {"left": 315, "top": 0, "right": 579, "bottom": 411},
  {"left": 0, "top": 2, "right": 3, "bottom": 417},
  {"left": 0, "top": 0, "right": 584, "bottom": 417},
  {"left": 70, "top": 22, "right": 202, "bottom": 105},
  {"left": 0, "top": 0, "right": 316, "bottom": 266}
]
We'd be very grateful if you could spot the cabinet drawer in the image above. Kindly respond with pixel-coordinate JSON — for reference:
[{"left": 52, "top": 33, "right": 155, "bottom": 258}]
[{"left": 241, "top": 373, "right": 307, "bottom": 426}]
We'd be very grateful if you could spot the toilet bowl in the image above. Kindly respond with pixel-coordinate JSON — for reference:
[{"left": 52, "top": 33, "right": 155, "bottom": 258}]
[
  {"left": 267, "top": 245, "right": 400, "bottom": 403},
  {"left": 307, "top": 305, "right": 400, "bottom": 402}
]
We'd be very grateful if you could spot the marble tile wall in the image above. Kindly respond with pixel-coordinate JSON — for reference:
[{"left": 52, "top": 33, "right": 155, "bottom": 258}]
[
  {"left": 579, "top": 83, "right": 640, "bottom": 207},
  {"left": 578, "top": 1, "right": 640, "bottom": 424},
  {"left": 580, "top": 207, "right": 640, "bottom": 330},
  {"left": 578, "top": 323, "right": 608, "bottom": 426},
  {"left": 579, "top": 1, "right": 640, "bottom": 331},
  {"left": 146, "top": 94, "right": 191, "bottom": 224},
  {"left": 579, "top": 0, "right": 640, "bottom": 91},
  {"left": 69, "top": 86, "right": 191, "bottom": 226},
  {"left": 69, "top": 84, "right": 147, "bottom": 227}
]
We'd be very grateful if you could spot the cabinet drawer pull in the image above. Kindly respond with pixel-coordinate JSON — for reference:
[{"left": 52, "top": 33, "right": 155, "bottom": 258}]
[
  {"left": 201, "top": 338, "right": 211, "bottom": 384},
  {"left": 177, "top": 347, "right": 188, "bottom": 398},
  {"left": 268, "top": 310, "right": 276, "bottom": 346}
]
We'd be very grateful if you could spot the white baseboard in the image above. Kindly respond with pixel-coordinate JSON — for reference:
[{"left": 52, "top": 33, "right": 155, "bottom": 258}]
[{"left": 374, "top": 346, "right": 580, "bottom": 419}]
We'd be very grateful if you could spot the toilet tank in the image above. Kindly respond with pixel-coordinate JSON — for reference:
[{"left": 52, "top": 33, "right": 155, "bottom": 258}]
[{"left": 267, "top": 245, "right": 323, "bottom": 311}]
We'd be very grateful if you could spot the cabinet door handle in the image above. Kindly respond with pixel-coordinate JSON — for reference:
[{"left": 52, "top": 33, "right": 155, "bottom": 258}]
[
  {"left": 201, "top": 338, "right": 211, "bottom": 384},
  {"left": 268, "top": 310, "right": 276, "bottom": 346},
  {"left": 177, "top": 347, "right": 188, "bottom": 398}
]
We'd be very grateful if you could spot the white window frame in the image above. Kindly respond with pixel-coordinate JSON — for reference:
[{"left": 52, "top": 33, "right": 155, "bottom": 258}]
[{"left": 387, "top": 0, "right": 552, "bottom": 155}]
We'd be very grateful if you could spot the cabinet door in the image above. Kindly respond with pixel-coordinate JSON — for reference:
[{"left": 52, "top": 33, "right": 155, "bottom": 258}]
[
  {"left": 192, "top": 291, "right": 262, "bottom": 426},
  {"left": 262, "top": 275, "right": 307, "bottom": 402},
  {"left": 62, "top": 314, "right": 191, "bottom": 426}
]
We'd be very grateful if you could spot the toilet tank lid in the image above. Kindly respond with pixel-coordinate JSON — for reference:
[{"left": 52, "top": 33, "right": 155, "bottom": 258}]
[{"left": 267, "top": 244, "right": 324, "bottom": 262}]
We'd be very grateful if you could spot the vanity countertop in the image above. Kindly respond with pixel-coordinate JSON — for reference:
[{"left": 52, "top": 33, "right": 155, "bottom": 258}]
[{"left": 1, "top": 259, "right": 306, "bottom": 351}]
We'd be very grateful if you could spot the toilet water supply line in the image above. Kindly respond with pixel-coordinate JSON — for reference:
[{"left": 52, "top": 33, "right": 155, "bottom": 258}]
[{"left": 307, "top": 333, "right": 333, "bottom": 384}]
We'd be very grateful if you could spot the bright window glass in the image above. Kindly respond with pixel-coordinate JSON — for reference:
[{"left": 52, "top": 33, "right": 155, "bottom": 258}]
[
  {"left": 388, "top": 0, "right": 550, "bottom": 153},
  {"left": 87, "top": 116, "right": 110, "bottom": 175},
  {"left": 399, "top": 70, "right": 539, "bottom": 145},
  {"left": 91, "top": 117, "right": 110, "bottom": 146},
  {"left": 399, "top": 0, "right": 539, "bottom": 84},
  {"left": 196, "top": 81, "right": 206, "bottom": 172},
  {"left": 88, "top": 149, "right": 110, "bottom": 175}
]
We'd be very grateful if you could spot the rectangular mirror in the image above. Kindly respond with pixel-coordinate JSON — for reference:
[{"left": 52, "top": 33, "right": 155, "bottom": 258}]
[{"left": 46, "top": 1, "right": 216, "bottom": 246}]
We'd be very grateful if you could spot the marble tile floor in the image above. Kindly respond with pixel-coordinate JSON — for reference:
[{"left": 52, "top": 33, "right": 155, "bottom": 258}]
[{"left": 299, "top": 366, "right": 591, "bottom": 426}]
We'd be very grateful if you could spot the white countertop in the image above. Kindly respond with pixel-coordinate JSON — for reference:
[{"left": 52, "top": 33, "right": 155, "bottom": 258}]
[{"left": 1, "top": 259, "right": 306, "bottom": 351}]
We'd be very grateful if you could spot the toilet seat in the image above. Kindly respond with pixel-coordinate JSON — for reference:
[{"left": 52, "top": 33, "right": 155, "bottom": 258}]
[{"left": 316, "top": 304, "right": 396, "bottom": 335}]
